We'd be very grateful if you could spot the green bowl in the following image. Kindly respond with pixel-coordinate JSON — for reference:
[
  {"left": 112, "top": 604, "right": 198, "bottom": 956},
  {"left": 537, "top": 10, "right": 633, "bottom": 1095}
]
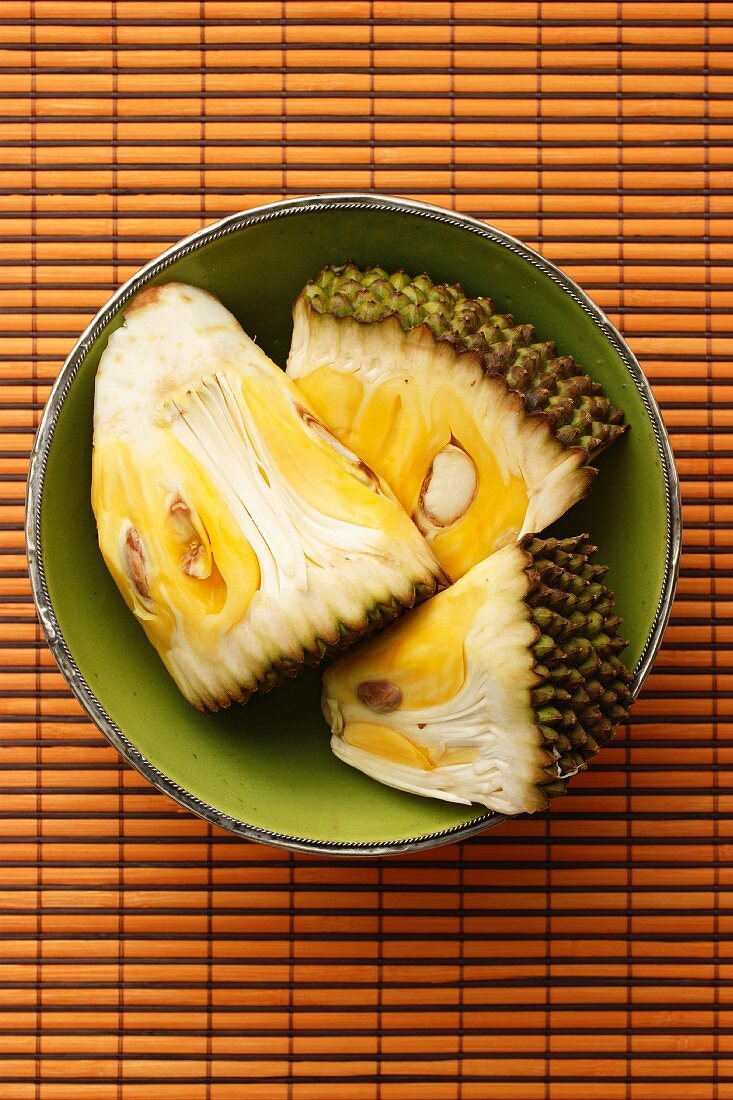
[{"left": 27, "top": 194, "right": 680, "bottom": 855}]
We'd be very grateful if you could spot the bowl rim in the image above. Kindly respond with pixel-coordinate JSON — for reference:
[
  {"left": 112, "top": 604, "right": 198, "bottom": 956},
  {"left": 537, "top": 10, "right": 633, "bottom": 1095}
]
[{"left": 26, "top": 192, "right": 682, "bottom": 857}]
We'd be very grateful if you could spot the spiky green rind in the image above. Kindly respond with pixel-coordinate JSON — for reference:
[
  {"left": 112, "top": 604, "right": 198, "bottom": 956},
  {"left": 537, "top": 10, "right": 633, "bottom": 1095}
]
[
  {"left": 205, "top": 573, "right": 448, "bottom": 713},
  {"left": 522, "top": 533, "right": 633, "bottom": 799},
  {"left": 302, "top": 263, "right": 626, "bottom": 460}
]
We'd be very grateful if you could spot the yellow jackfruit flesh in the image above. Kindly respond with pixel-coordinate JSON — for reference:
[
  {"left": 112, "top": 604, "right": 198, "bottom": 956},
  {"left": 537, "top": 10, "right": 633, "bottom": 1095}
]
[
  {"left": 323, "top": 536, "right": 632, "bottom": 815},
  {"left": 92, "top": 282, "right": 447, "bottom": 710},
  {"left": 287, "top": 265, "right": 626, "bottom": 580}
]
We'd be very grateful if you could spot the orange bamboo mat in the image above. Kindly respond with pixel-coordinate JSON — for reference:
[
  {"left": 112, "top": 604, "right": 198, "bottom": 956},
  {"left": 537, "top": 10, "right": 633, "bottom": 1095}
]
[{"left": 0, "top": 2, "right": 730, "bottom": 1098}]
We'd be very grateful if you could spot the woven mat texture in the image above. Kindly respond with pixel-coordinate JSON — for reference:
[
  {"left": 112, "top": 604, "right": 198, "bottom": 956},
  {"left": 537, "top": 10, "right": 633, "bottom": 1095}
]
[{"left": 1, "top": 2, "right": 729, "bottom": 1098}]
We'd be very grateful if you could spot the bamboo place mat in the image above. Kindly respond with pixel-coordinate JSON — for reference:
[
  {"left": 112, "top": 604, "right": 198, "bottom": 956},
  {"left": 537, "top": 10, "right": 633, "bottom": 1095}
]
[{"left": 0, "top": 2, "right": 730, "bottom": 1098}]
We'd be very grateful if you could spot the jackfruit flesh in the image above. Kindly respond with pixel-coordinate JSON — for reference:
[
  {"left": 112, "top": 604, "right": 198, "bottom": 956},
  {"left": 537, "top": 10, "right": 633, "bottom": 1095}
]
[
  {"left": 323, "top": 535, "right": 632, "bottom": 815},
  {"left": 287, "top": 265, "right": 626, "bottom": 580},
  {"left": 92, "top": 282, "right": 447, "bottom": 710}
]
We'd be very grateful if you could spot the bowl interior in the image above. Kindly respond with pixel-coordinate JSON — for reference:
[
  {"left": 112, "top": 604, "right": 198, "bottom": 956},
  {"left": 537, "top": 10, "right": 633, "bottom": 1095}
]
[{"left": 40, "top": 202, "right": 669, "bottom": 845}]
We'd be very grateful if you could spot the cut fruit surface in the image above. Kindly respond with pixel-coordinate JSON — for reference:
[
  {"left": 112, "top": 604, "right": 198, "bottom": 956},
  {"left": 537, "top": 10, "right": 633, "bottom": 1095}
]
[
  {"left": 92, "top": 282, "right": 447, "bottom": 710},
  {"left": 323, "top": 535, "right": 633, "bottom": 815},
  {"left": 287, "top": 265, "right": 626, "bottom": 579}
]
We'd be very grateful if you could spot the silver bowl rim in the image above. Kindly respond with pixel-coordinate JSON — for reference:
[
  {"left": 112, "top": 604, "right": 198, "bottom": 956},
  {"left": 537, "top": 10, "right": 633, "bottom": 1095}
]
[{"left": 26, "top": 192, "right": 682, "bottom": 857}]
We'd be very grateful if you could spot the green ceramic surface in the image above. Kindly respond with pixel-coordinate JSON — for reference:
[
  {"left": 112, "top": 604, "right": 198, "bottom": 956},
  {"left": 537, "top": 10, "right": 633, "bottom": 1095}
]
[{"left": 38, "top": 200, "right": 671, "bottom": 846}]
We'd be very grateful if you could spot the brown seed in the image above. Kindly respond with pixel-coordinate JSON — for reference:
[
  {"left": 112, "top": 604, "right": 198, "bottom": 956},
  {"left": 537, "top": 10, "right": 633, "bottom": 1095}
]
[
  {"left": 357, "top": 680, "right": 403, "bottom": 713},
  {"left": 123, "top": 526, "right": 151, "bottom": 601},
  {"left": 167, "top": 493, "right": 212, "bottom": 579},
  {"left": 356, "top": 459, "right": 381, "bottom": 492},
  {"left": 297, "top": 405, "right": 379, "bottom": 491},
  {"left": 297, "top": 405, "right": 352, "bottom": 455},
  {"left": 181, "top": 540, "right": 207, "bottom": 578},
  {"left": 168, "top": 493, "right": 193, "bottom": 537},
  {"left": 415, "top": 443, "right": 478, "bottom": 532}
]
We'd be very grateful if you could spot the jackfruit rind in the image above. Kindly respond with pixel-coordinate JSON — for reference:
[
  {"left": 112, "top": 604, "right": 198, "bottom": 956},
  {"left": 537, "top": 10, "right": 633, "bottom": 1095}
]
[
  {"left": 323, "top": 535, "right": 633, "bottom": 816},
  {"left": 288, "top": 264, "right": 627, "bottom": 579}
]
